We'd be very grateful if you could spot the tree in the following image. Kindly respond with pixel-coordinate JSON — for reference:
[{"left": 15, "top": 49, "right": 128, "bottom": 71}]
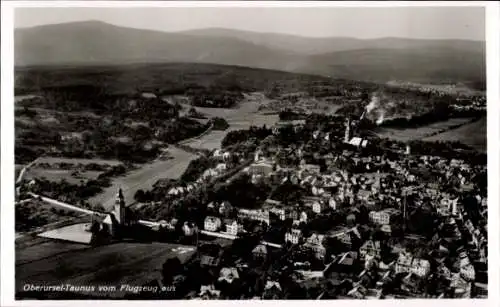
[
  {"left": 162, "top": 257, "right": 183, "bottom": 284},
  {"left": 134, "top": 189, "right": 146, "bottom": 203}
]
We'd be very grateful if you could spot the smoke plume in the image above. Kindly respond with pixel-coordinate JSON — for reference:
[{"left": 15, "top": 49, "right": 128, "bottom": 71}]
[
  {"left": 365, "top": 94, "right": 380, "bottom": 114},
  {"left": 376, "top": 112, "right": 385, "bottom": 125}
]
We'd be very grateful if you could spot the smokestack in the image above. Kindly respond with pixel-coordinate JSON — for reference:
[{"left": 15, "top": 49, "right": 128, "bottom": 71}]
[
  {"left": 405, "top": 144, "right": 411, "bottom": 155},
  {"left": 344, "top": 119, "right": 351, "bottom": 143}
]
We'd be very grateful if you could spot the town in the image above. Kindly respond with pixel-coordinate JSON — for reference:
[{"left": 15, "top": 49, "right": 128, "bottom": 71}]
[
  {"left": 11, "top": 6, "right": 489, "bottom": 302},
  {"left": 16, "top": 102, "right": 488, "bottom": 299}
]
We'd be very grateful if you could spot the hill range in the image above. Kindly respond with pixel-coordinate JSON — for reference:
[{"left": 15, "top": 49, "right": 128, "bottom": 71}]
[{"left": 15, "top": 21, "right": 485, "bottom": 85}]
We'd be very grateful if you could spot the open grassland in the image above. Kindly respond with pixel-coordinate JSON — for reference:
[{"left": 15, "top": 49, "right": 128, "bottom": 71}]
[
  {"left": 375, "top": 117, "right": 473, "bottom": 141},
  {"left": 16, "top": 240, "right": 195, "bottom": 298},
  {"left": 88, "top": 146, "right": 196, "bottom": 210},
  {"left": 15, "top": 199, "right": 83, "bottom": 233},
  {"left": 34, "top": 157, "right": 122, "bottom": 166},
  {"left": 181, "top": 92, "right": 280, "bottom": 150},
  {"left": 24, "top": 168, "right": 102, "bottom": 185},
  {"left": 423, "top": 117, "right": 486, "bottom": 152}
]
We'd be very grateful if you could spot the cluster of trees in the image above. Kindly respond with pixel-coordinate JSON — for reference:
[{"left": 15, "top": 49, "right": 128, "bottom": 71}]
[
  {"left": 180, "top": 156, "right": 217, "bottom": 184},
  {"left": 221, "top": 126, "right": 272, "bottom": 148},
  {"left": 380, "top": 105, "right": 485, "bottom": 129},
  {"left": 278, "top": 110, "right": 306, "bottom": 121},
  {"left": 15, "top": 200, "right": 81, "bottom": 232},
  {"left": 26, "top": 164, "right": 126, "bottom": 204},
  {"left": 210, "top": 117, "right": 230, "bottom": 131}
]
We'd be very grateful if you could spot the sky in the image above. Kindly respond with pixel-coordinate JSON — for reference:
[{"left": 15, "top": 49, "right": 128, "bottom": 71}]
[{"left": 14, "top": 6, "right": 485, "bottom": 41}]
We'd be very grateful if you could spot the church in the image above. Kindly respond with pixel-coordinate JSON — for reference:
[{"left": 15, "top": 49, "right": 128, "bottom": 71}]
[{"left": 89, "top": 188, "right": 137, "bottom": 241}]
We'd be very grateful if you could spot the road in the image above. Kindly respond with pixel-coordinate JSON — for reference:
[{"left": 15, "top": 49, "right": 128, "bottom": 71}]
[
  {"left": 200, "top": 230, "right": 282, "bottom": 248},
  {"left": 27, "top": 192, "right": 161, "bottom": 229}
]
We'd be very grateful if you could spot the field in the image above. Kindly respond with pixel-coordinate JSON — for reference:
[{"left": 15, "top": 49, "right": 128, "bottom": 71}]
[
  {"left": 15, "top": 199, "right": 83, "bottom": 233},
  {"left": 22, "top": 157, "right": 123, "bottom": 185},
  {"left": 180, "top": 92, "right": 280, "bottom": 150},
  {"left": 24, "top": 168, "right": 102, "bottom": 185},
  {"left": 88, "top": 146, "right": 197, "bottom": 210},
  {"left": 16, "top": 239, "right": 196, "bottom": 298},
  {"left": 375, "top": 118, "right": 474, "bottom": 141},
  {"left": 34, "top": 157, "right": 122, "bottom": 166},
  {"left": 423, "top": 117, "right": 486, "bottom": 152}
]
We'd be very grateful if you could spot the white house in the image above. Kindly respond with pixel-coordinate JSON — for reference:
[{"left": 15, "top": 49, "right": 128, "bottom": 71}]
[
  {"left": 285, "top": 228, "right": 303, "bottom": 245},
  {"left": 369, "top": 209, "right": 400, "bottom": 225},
  {"left": 395, "top": 251, "right": 431, "bottom": 278},
  {"left": 313, "top": 201, "right": 328, "bottom": 214},
  {"left": 204, "top": 216, "right": 222, "bottom": 232},
  {"left": 225, "top": 220, "right": 243, "bottom": 236}
]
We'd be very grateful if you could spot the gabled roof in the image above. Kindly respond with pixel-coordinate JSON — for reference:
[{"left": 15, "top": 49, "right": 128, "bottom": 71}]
[{"left": 252, "top": 244, "right": 268, "bottom": 255}]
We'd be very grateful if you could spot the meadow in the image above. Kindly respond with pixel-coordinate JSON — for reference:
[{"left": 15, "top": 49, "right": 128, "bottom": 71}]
[
  {"left": 375, "top": 117, "right": 474, "bottom": 142},
  {"left": 88, "top": 146, "right": 197, "bottom": 210},
  {"left": 423, "top": 117, "right": 486, "bottom": 152}
]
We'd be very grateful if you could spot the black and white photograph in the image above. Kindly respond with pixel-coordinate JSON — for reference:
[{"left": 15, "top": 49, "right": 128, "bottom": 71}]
[{"left": 1, "top": 1, "right": 499, "bottom": 305}]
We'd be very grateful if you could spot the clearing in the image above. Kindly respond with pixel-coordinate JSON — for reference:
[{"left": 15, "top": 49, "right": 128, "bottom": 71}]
[
  {"left": 88, "top": 146, "right": 197, "bottom": 210},
  {"left": 423, "top": 117, "right": 486, "bottom": 152},
  {"left": 375, "top": 118, "right": 474, "bottom": 141},
  {"left": 180, "top": 92, "right": 280, "bottom": 150}
]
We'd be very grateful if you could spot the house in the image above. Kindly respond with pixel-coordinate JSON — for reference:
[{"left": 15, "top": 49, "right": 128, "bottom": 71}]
[
  {"left": 380, "top": 224, "right": 392, "bottom": 234},
  {"left": 218, "top": 267, "right": 240, "bottom": 284},
  {"left": 252, "top": 244, "right": 268, "bottom": 261},
  {"left": 215, "top": 163, "right": 227, "bottom": 172},
  {"left": 199, "top": 285, "right": 221, "bottom": 299},
  {"left": 218, "top": 201, "right": 232, "bottom": 216},
  {"left": 299, "top": 211, "right": 308, "bottom": 223},
  {"left": 347, "top": 285, "right": 367, "bottom": 299},
  {"left": 224, "top": 220, "right": 243, "bottom": 236},
  {"left": 328, "top": 197, "right": 337, "bottom": 210},
  {"left": 311, "top": 186, "right": 326, "bottom": 196},
  {"left": 395, "top": 251, "right": 431, "bottom": 277},
  {"left": 450, "top": 273, "right": 471, "bottom": 298},
  {"left": 337, "top": 251, "right": 358, "bottom": 266},
  {"left": 459, "top": 252, "right": 476, "bottom": 281},
  {"left": 305, "top": 233, "right": 326, "bottom": 259},
  {"left": 238, "top": 209, "right": 270, "bottom": 225},
  {"left": 247, "top": 161, "right": 274, "bottom": 177},
  {"left": 348, "top": 137, "right": 368, "bottom": 148},
  {"left": 300, "top": 164, "right": 321, "bottom": 175},
  {"left": 401, "top": 272, "right": 422, "bottom": 294},
  {"left": 268, "top": 206, "right": 297, "bottom": 221},
  {"left": 262, "top": 280, "right": 282, "bottom": 299},
  {"left": 204, "top": 216, "right": 222, "bottom": 232},
  {"left": 285, "top": 228, "right": 303, "bottom": 245},
  {"left": 313, "top": 201, "right": 328, "bottom": 214},
  {"left": 328, "top": 227, "right": 360, "bottom": 247},
  {"left": 182, "top": 222, "right": 196, "bottom": 236},
  {"left": 359, "top": 240, "right": 381, "bottom": 260},
  {"left": 369, "top": 208, "right": 400, "bottom": 225}
]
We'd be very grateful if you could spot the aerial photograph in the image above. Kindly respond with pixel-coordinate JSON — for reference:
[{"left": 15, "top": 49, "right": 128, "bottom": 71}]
[{"left": 11, "top": 4, "right": 487, "bottom": 300}]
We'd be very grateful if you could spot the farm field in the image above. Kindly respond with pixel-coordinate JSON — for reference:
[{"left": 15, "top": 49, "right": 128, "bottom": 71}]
[
  {"left": 375, "top": 117, "right": 473, "bottom": 141},
  {"left": 16, "top": 240, "right": 196, "bottom": 298},
  {"left": 24, "top": 168, "right": 102, "bottom": 185},
  {"left": 423, "top": 117, "right": 486, "bottom": 152},
  {"left": 88, "top": 146, "right": 197, "bottom": 210},
  {"left": 34, "top": 157, "right": 122, "bottom": 166},
  {"left": 180, "top": 93, "right": 280, "bottom": 150},
  {"left": 22, "top": 157, "right": 123, "bottom": 185}
]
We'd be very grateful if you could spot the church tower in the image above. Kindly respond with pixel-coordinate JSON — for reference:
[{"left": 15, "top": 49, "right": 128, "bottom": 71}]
[
  {"left": 344, "top": 119, "right": 351, "bottom": 143},
  {"left": 114, "top": 188, "right": 126, "bottom": 225}
]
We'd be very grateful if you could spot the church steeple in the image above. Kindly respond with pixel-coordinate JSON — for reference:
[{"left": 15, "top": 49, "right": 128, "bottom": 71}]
[{"left": 114, "top": 188, "right": 126, "bottom": 225}]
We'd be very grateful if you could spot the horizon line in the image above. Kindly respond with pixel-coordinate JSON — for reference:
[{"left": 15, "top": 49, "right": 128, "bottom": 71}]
[{"left": 14, "top": 19, "right": 486, "bottom": 42}]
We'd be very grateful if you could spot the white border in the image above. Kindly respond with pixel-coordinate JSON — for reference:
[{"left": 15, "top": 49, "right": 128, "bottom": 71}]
[{"left": 1, "top": 1, "right": 499, "bottom": 307}]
